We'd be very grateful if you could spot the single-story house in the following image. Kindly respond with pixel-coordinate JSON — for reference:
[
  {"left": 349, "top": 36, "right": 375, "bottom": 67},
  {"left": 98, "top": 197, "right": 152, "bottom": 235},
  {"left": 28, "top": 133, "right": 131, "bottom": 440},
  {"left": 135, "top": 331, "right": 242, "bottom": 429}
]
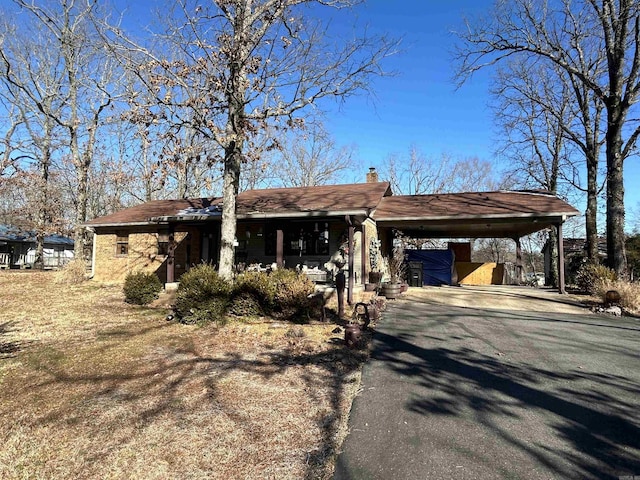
[
  {"left": 0, "top": 225, "right": 74, "bottom": 269},
  {"left": 85, "top": 170, "right": 579, "bottom": 295}
]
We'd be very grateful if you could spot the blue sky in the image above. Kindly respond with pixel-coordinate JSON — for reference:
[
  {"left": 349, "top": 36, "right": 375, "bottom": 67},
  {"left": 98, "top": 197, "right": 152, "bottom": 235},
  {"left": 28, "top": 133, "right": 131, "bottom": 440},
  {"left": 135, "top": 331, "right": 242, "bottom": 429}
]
[
  {"left": 114, "top": 0, "right": 638, "bottom": 230},
  {"left": 314, "top": 0, "right": 640, "bottom": 230},
  {"left": 324, "top": 0, "right": 496, "bottom": 175}
]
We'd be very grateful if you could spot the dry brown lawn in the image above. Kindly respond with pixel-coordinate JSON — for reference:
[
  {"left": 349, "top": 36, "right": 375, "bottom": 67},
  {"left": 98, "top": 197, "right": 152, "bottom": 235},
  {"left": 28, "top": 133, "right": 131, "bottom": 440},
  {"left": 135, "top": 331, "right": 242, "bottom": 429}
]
[{"left": 0, "top": 271, "right": 366, "bottom": 479}]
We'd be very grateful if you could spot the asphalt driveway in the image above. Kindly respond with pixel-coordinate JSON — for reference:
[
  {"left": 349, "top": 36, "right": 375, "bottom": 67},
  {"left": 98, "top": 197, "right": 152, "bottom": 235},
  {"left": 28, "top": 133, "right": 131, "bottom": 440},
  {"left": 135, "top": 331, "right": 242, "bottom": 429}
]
[{"left": 334, "top": 286, "right": 640, "bottom": 480}]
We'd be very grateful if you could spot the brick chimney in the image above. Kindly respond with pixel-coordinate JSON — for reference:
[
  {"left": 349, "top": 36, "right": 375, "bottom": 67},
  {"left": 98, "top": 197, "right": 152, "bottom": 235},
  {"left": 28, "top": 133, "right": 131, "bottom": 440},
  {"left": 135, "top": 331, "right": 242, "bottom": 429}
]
[{"left": 366, "top": 167, "right": 379, "bottom": 183}]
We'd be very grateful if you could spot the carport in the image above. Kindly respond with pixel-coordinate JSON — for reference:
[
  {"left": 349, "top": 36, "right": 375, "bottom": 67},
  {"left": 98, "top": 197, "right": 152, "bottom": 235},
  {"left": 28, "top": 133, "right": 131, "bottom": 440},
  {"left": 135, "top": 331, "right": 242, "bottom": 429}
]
[{"left": 372, "top": 190, "right": 580, "bottom": 293}]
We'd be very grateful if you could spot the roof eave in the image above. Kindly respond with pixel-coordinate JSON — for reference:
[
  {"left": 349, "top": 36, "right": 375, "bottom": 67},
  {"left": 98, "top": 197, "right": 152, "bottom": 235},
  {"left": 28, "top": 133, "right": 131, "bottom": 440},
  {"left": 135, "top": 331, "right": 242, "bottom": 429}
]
[
  {"left": 149, "top": 209, "right": 370, "bottom": 223},
  {"left": 375, "top": 211, "right": 579, "bottom": 222},
  {"left": 84, "top": 221, "right": 160, "bottom": 228}
]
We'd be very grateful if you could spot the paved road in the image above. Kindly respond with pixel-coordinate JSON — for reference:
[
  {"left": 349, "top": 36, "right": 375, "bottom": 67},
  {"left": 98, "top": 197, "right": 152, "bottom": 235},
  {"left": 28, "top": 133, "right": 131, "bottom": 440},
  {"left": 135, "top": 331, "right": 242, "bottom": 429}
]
[{"left": 334, "top": 286, "right": 640, "bottom": 480}]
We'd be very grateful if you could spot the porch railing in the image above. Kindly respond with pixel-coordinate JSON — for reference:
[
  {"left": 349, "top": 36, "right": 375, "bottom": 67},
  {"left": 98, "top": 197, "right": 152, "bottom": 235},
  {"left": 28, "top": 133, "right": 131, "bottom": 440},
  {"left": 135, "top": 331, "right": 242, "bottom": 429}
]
[{"left": 14, "top": 253, "right": 71, "bottom": 269}]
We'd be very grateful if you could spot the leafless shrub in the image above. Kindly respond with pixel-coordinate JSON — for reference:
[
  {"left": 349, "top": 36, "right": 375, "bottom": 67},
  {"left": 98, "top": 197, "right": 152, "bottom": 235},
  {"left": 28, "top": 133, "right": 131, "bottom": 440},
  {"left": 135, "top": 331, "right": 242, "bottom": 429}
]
[
  {"left": 54, "top": 259, "right": 88, "bottom": 285},
  {"left": 595, "top": 279, "right": 640, "bottom": 314}
]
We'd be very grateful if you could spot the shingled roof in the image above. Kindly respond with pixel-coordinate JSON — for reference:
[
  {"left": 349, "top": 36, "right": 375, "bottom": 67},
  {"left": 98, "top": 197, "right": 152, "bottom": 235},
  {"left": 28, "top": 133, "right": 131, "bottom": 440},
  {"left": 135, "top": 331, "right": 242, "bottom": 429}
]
[
  {"left": 373, "top": 190, "right": 579, "bottom": 238},
  {"left": 0, "top": 225, "right": 74, "bottom": 246},
  {"left": 86, "top": 182, "right": 392, "bottom": 227},
  {"left": 374, "top": 190, "right": 579, "bottom": 220}
]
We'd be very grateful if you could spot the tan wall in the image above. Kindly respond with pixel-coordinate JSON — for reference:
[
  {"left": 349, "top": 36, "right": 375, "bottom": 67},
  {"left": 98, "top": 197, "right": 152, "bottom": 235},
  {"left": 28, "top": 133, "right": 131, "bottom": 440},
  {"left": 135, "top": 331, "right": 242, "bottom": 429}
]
[
  {"left": 92, "top": 219, "right": 381, "bottom": 285},
  {"left": 353, "top": 230, "right": 363, "bottom": 284},
  {"left": 362, "top": 218, "right": 379, "bottom": 283},
  {"left": 93, "top": 226, "right": 198, "bottom": 284},
  {"left": 456, "top": 262, "right": 504, "bottom": 285}
]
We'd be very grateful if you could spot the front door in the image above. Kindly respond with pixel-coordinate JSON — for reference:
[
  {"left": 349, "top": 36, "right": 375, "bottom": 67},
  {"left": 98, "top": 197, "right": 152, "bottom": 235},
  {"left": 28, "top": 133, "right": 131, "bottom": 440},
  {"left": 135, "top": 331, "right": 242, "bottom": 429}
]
[{"left": 201, "top": 225, "right": 220, "bottom": 265}]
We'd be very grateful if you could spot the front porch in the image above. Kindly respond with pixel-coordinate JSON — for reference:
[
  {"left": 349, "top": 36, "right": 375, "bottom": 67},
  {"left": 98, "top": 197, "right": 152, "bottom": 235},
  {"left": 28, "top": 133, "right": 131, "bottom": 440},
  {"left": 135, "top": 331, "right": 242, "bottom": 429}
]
[{"left": 161, "top": 216, "right": 374, "bottom": 305}]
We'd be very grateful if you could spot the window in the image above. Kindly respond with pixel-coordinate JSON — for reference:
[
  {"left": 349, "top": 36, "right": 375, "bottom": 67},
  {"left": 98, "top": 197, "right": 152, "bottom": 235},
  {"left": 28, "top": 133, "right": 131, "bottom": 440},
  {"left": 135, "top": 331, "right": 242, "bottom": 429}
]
[
  {"left": 264, "top": 222, "right": 330, "bottom": 256},
  {"left": 158, "top": 230, "right": 169, "bottom": 256},
  {"left": 116, "top": 232, "right": 129, "bottom": 256}
]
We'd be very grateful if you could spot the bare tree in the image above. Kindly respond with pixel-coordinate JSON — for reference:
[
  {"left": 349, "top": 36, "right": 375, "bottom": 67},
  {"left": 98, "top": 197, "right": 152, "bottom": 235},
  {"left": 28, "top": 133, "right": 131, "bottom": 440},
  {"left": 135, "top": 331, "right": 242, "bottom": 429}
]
[
  {"left": 380, "top": 146, "right": 497, "bottom": 195},
  {"left": 0, "top": 13, "right": 67, "bottom": 268},
  {"left": 493, "top": 51, "right": 607, "bottom": 268},
  {"left": 493, "top": 59, "right": 578, "bottom": 286},
  {"left": 7, "top": 0, "right": 123, "bottom": 260},
  {"left": 456, "top": 0, "right": 640, "bottom": 276},
  {"left": 629, "top": 201, "right": 640, "bottom": 234},
  {"left": 269, "top": 123, "right": 355, "bottom": 188},
  {"left": 0, "top": 102, "right": 28, "bottom": 181},
  {"left": 101, "top": 0, "right": 397, "bottom": 279}
]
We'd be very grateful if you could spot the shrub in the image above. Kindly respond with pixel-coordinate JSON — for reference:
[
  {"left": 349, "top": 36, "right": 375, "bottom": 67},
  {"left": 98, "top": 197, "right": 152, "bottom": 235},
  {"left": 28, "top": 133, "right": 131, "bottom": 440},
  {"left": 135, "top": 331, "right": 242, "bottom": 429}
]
[
  {"left": 284, "top": 326, "right": 306, "bottom": 338},
  {"left": 595, "top": 279, "right": 640, "bottom": 313},
  {"left": 123, "top": 271, "right": 162, "bottom": 305},
  {"left": 174, "top": 264, "right": 231, "bottom": 325},
  {"left": 270, "top": 269, "right": 315, "bottom": 320},
  {"left": 54, "top": 258, "right": 87, "bottom": 285},
  {"left": 575, "top": 263, "right": 617, "bottom": 294},
  {"left": 230, "top": 271, "right": 278, "bottom": 316},
  {"left": 228, "top": 292, "right": 264, "bottom": 317}
]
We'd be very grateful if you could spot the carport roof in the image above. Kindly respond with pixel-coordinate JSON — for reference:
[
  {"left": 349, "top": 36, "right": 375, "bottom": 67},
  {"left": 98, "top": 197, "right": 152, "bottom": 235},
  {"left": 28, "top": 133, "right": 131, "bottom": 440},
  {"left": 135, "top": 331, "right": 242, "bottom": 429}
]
[{"left": 373, "top": 190, "right": 580, "bottom": 238}]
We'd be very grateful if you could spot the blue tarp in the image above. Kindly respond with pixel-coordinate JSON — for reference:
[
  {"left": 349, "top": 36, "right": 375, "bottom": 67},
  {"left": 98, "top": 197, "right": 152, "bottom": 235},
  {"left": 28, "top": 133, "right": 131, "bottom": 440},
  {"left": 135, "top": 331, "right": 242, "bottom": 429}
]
[{"left": 406, "top": 249, "right": 456, "bottom": 286}]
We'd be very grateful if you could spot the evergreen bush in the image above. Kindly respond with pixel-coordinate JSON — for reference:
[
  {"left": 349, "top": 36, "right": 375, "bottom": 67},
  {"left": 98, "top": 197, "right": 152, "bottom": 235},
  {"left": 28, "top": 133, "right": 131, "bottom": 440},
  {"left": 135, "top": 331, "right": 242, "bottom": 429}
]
[
  {"left": 575, "top": 263, "right": 617, "bottom": 294},
  {"left": 229, "top": 271, "right": 277, "bottom": 317},
  {"left": 174, "top": 264, "right": 232, "bottom": 325},
  {"left": 228, "top": 292, "right": 264, "bottom": 317},
  {"left": 270, "top": 269, "right": 315, "bottom": 320},
  {"left": 123, "top": 271, "right": 162, "bottom": 305}
]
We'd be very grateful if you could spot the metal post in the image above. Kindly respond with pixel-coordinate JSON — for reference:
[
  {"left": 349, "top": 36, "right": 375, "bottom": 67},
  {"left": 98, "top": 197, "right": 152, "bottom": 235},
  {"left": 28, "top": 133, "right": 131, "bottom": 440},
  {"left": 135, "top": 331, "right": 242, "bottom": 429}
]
[{"left": 558, "top": 221, "right": 566, "bottom": 294}]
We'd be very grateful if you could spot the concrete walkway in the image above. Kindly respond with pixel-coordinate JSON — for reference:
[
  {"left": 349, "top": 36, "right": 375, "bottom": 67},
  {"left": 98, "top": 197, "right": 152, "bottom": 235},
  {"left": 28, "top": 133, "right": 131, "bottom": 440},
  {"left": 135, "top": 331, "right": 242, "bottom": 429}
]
[{"left": 334, "top": 286, "right": 640, "bottom": 480}]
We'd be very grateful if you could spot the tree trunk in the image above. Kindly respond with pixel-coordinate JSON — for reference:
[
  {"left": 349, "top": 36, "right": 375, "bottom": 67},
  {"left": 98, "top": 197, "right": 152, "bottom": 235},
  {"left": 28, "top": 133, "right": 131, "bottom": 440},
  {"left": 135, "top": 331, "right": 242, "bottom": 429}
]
[
  {"left": 218, "top": 141, "right": 242, "bottom": 280},
  {"left": 34, "top": 155, "right": 49, "bottom": 270},
  {"left": 605, "top": 107, "right": 627, "bottom": 277},
  {"left": 584, "top": 151, "right": 599, "bottom": 263},
  {"left": 34, "top": 126, "right": 53, "bottom": 270},
  {"left": 218, "top": 4, "right": 248, "bottom": 281},
  {"left": 74, "top": 157, "right": 89, "bottom": 261}
]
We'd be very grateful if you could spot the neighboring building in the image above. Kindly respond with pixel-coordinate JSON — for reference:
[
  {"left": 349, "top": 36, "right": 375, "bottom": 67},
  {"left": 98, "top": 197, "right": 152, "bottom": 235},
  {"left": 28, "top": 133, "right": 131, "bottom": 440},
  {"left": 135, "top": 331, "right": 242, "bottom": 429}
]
[
  {"left": 543, "top": 237, "right": 608, "bottom": 284},
  {"left": 0, "top": 225, "right": 74, "bottom": 269},
  {"left": 85, "top": 172, "right": 580, "bottom": 294}
]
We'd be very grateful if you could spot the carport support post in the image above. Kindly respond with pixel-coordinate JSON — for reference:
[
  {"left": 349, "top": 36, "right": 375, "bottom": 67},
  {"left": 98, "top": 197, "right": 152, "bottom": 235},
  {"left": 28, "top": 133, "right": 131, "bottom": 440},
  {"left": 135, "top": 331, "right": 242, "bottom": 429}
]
[
  {"left": 557, "top": 221, "right": 566, "bottom": 294},
  {"left": 514, "top": 236, "right": 523, "bottom": 285},
  {"left": 346, "top": 216, "right": 355, "bottom": 305}
]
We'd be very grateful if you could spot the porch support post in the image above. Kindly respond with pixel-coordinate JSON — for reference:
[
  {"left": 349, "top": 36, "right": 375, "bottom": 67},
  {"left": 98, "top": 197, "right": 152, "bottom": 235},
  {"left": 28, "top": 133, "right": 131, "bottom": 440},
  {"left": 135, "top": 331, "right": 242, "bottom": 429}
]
[
  {"left": 346, "top": 215, "right": 355, "bottom": 305},
  {"left": 276, "top": 228, "right": 284, "bottom": 268},
  {"left": 557, "top": 221, "right": 566, "bottom": 294},
  {"left": 360, "top": 224, "right": 367, "bottom": 286},
  {"left": 167, "top": 224, "right": 176, "bottom": 284},
  {"left": 514, "top": 236, "right": 523, "bottom": 285}
]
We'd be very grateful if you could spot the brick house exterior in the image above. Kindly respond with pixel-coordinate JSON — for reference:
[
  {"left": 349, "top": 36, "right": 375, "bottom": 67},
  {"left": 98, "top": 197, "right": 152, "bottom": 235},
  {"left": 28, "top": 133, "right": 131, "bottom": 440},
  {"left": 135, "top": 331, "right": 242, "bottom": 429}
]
[{"left": 86, "top": 180, "right": 579, "bottom": 293}]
